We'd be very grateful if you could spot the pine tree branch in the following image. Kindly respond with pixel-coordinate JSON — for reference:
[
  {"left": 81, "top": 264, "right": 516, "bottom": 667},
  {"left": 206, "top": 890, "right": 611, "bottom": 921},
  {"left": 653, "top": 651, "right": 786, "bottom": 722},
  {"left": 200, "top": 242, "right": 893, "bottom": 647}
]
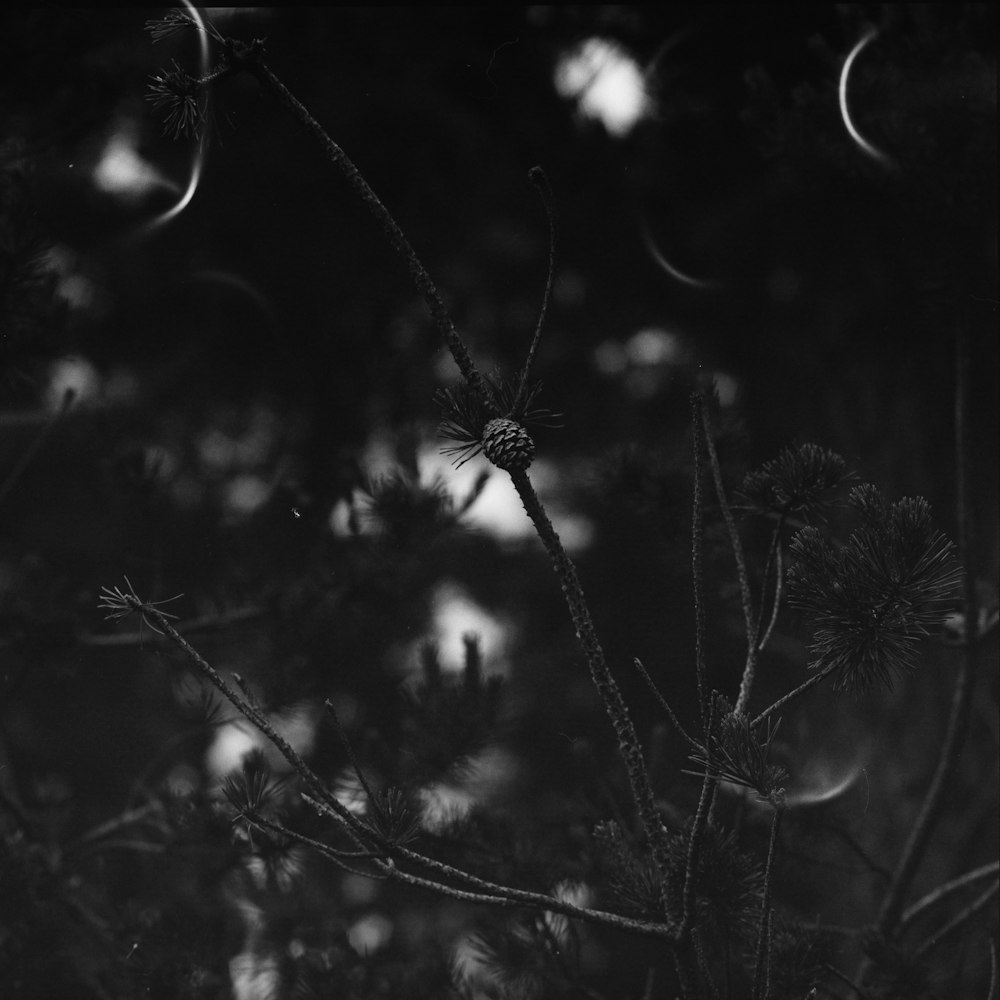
[
  {"left": 0, "top": 387, "right": 74, "bottom": 509},
  {"left": 871, "top": 327, "right": 978, "bottom": 939},
  {"left": 752, "top": 800, "right": 784, "bottom": 1000},
  {"left": 698, "top": 398, "right": 757, "bottom": 714},
  {"left": 80, "top": 605, "right": 264, "bottom": 647},
  {"left": 633, "top": 658, "right": 695, "bottom": 747},
  {"left": 233, "top": 50, "right": 492, "bottom": 407},
  {"left": 911, "top": 881, "right": 999, "bottom": 961},
  {"left": 512, "top": 166, "right": 557, "bottom": 415},
  {"left": 690, "top": 393, "right": 709, "bottom": 731},
  {"left": 507, "top": 467, "right": 676, "bottom": 911},
  {"left": 116, "top": 595, "right": 376, "bottom": 852},
  {"left": 680, "top": 765, "right": 716, "bottom": 937},
  {"left": 899, "top": 861, "right": 1000, "bottom": 929},
  {"left": 755, "top": 525, "right": 785, "bottom": 653},
  {"left": 381, "top": 849, "right": 678, "bottom": 939},
  {"left": 750, "top": 661, "right": 840, "bottom": 729}
]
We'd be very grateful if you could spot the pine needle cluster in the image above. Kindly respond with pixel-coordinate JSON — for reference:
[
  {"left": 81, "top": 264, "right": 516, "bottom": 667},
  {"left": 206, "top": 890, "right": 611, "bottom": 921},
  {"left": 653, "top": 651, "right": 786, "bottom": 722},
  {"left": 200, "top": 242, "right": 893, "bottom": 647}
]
[{"left": 788, "top": 484, "right": 962, "bottom": 693}]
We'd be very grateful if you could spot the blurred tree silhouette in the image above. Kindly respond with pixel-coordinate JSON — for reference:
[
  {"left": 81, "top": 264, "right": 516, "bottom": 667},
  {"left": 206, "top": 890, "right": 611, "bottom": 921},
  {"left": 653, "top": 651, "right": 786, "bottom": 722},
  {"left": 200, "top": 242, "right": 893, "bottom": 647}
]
[{"left": 1, "top": 5, "right": 996, "bottom": 999}]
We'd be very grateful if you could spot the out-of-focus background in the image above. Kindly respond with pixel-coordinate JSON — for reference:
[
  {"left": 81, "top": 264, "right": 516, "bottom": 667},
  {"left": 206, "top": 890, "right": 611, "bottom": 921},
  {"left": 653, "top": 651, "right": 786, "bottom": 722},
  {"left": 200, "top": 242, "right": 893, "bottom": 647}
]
[{"left": 1, "top": 6, "right": 996, "bottom": 998}]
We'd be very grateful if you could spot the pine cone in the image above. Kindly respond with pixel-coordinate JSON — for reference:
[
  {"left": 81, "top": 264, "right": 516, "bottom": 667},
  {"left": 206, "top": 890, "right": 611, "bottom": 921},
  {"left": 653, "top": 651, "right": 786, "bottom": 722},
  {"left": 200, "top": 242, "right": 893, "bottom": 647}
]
[{"left": 481, "top": 417, "right": 535, "bottom": 472}]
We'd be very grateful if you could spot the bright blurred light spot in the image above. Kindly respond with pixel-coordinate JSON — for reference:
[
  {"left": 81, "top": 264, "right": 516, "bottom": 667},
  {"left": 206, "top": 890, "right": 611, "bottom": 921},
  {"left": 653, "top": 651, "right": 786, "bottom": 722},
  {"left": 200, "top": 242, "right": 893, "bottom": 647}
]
[
  {"left": 223, "top": 473, "right": 271, "bottom": 515},
  {"left": 205, "top": 721, "right": 257, "bottom": 777},
  {"left": 713, "top": 371, "right": 739, "bottom": 407},
  {"left": 429, "top": 582, "right": 507, "bottom": 673},
  {"left": 44, "top": 356, "right": 100, "bottom": 411},
  {"left": 205, "top": 703, "right": 319, "bottom": 779},
  {"left": 229, "top": 948, "right": 280, "bottom": 1000},
  {"left": 418, "top": 747, "right": 518, "bottom": 831},
  {"left": 553, "top": 512, "right": 595, "bottom": 551},
  {"left": 333, "top": 766, "right": 370, "bottom": 816},
  {"left": 57, "top": 274, "right": 96, "bottom": 311},
  {"left": 93, "top": 130, "right": 177, "bottom": 200},
  {"left": 329, "top": 496, "right": 355, "bottom": 537},
  {"left": 626, "top": 327, "right": 686, "bottom": 366},
  {"left": 545, "top": 880, "right": 594, "bottom": 941},
  {"left": 554, "top": 37, "right": 652, "bottom": 137},
  {"left": 347, "top": 913, "right": 393, "bottom": 956},
  {"left": 419, "top": 782, "right": 476, "bottom": 831}
]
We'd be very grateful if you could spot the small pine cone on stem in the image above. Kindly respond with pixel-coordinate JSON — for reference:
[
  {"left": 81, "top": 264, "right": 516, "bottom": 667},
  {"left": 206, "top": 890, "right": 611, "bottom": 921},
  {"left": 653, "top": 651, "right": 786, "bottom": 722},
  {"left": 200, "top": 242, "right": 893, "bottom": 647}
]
[{"left": 482, "top": 418, "right": 535, "bottom": 472}]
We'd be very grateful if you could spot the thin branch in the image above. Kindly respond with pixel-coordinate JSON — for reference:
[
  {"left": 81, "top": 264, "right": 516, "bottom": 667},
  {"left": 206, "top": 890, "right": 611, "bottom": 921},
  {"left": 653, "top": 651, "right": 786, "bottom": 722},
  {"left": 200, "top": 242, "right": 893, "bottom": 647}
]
[
  {"left": 900, "top": 861, "right": 1000, "bottom": 929},
  {"left": 128, "top": 599, "right": 375, "bottom": 849},
  {"left": 512, "top": 166, "right": 557, "bottom": 414},
  {"left": 751, "top": 518, "right": 784, "bottom": 650},
  {"left": 0, "top": 388, "right": 75, "bottom": 508},
  {"left": 752, "top": 802, "right": 784, "bottom": 1000},
  {"left": 379, "top": 856, "right": 677, "bottom": 940},
  {"left": 68, "top": 802, "right": 165, "bottom": 850},
  {"left": 823, "top": 964, "right": 875, "bottom": 1000},
  {"left": 873, "top": 326, "right": 978, "bottom": 938},
  {"left": 80, "top": 605, "right": 264, "bottom": 647},
  {"left": 691, "top": 393, "right": 709, "bottom": 731},
  {"left": 988, "top": 941, "right": 998, "bottom": 1000},
  {"left": 699, "top": 400, "right": 757, "bottom": 714},
  {"left": 240, "top": 809, "right": 386, "bottom": 875},
  {"left": 507, "top": 467, "right": 675, "bottom": 910},
  {"left": 750, "top": 661, "right": 840, "bottom": 729},
  {"left": 680, "top": 763, "right": 717, "bottom": 937},
  {"left": 324, "top": 698, "right": 378, "bottom": 808},
  {"left": 236, "top": 52, "right": 492, "bottom": 406},
  {"left": 633, "top": 658, "right": 695, "bottom": 747},
  {"left": 911, "top": 881, "right": 999, "bottom": 961},
  {"left": 757, "top": 538, "right": 784, "bottom": 654}
]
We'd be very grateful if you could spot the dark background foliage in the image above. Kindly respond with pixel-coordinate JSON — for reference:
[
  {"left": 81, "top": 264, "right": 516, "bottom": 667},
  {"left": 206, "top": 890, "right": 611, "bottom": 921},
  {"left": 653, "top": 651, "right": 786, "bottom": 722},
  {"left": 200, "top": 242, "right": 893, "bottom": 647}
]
[{"left": 0, "top": 5, "right": 996, "bottom": 998}]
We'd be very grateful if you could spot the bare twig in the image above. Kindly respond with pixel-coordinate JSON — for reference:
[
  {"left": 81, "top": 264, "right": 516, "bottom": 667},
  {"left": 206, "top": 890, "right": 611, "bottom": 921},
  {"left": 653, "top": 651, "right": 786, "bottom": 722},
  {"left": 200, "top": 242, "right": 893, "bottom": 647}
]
[
  {"left": 699, "top": 399, "right": 757, "bottom": 714},
  {"left": 112, "top": 590, "right": 373, "bottom": 849},
  {"left": 236, "top": 53, "right": 492, "bottom": 407},
  {"left": 900, "top": 861, "right": 1000, "bottom": 928},
  {"left": 0, "top": 388, "right": 75, "bottom": 509},
  {"left": 634, "top": 657, "right": 696, "bottom": 747},
  {"left": 872, "top": 327, "right": 978, "bottom": 938},
  {"left": 823, "top": 964, "right": 875, "bottom": 1000},
  {"left": 512, "top": 166, "right": 557, "bottom": 414},
  {"left": 756, "top": 538, "right": 784, "bottom": 654},
  {"left": 80, "top": 605, "right": 264, "bottom": 646},
  {"left": 750, "top": 661, "right": 840, "bottom": 729},
  {"left": 508, "top": 468, "right": 676, "bottom": 911},
  {"left": 911, "top": 881, "right": 999, "bottom": 961},
  {"left": 691, "top": 393, "right": 709, "bottom": 731},
  {"left": 752, "top": 801, "right": 784, "bottom": 1000}
]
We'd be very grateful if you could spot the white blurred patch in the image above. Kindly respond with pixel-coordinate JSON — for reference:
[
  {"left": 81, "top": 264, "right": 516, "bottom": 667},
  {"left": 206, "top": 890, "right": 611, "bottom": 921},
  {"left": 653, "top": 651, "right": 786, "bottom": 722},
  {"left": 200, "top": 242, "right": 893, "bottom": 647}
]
[
  {"left": 419, "top": 746, "right": 519, "bottom": 832},
  {"left": 205, "top": 721, "right": 258, "bottom": 778},
  {"left": 348, "top": 913, "right": 394, "bottom": 956},
  {"left": 93, "top": 129, "right": 178, "bottom": 201},
  {"left": 713, "top": 371, "right": 739, "bottom": 407},
  {"left": 229, "top": 948, "right": 280, "bottom": 1000},
  {"left": 428, "top": 582, "right": 508, "bottom": 673},
  {"left": 44, "top": 356, "right": 101, "bottom": 411},
  {"left": 223, "top": 473, "right": 271, "bottom": 515},
  {"left": 205, "top": 702, "right": 320, "bottom": 779},
  {"left": 626, "top": 327, "right": 686, "bottom": 367},
  {"left": 554, "top": 38, "right": 652, "bottom": 137}
]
